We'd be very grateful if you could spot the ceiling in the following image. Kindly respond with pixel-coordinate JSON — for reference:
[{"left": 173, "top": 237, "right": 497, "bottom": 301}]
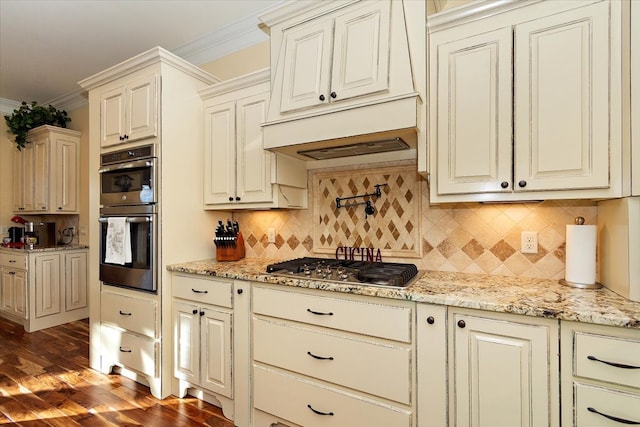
[{"left": 0, "top": 0, "right": 284, "bottom": 112}]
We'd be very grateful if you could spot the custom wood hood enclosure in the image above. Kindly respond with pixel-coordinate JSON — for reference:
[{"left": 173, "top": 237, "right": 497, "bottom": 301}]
[{"left": 258, "top": 0, "right": 426, "bottom": 162}]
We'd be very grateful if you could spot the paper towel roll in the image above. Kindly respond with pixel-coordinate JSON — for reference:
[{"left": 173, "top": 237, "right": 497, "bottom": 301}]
[{"left": 565, "top": 224, "right": 597, "bottom": 285}]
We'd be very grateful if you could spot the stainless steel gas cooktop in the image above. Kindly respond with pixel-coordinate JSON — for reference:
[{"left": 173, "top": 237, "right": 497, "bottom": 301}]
[{"left": 266, "top": 257, "right": 421, "bottom": 289}]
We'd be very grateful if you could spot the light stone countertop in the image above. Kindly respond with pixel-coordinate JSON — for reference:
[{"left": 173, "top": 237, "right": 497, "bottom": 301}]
[
  {"left": 0, "top": 244, "right": 88, "bottom": 253},
  {"left": 167, "top": 258, "right": 640, "bottom": 329}
]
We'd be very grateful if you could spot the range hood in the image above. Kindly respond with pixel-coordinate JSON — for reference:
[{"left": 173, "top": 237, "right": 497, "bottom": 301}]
[{"left": 297, "top": 137, "right": 410, "bottom": 160}]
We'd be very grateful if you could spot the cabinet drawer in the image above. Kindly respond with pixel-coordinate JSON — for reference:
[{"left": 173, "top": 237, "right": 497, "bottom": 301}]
[
  {"left": 101, "top": 325, "right": 158, "bottom": 378},
  {"left": 253, "top": 318, "right": 411, "bottom": 404},
  {"left": 575, "top": 332, "right": 640, "bottom": 389},
  {"left": 172, "top": 274, "right": 232, "bottom": 308},
  {"left": 0, "top": 253, "right": 27, "bottom": 270},
  {"left": 253, "top": 286, "right": 411, "bottom": 342},
  {"left": 254, "top": 365, "right": 412, "bottom": 427},
  {"left": 574, "top": 383, "right": 640, "bottom": 426},
  {"left": 101, "top": 291, "right": 156, "bottom": 338}
]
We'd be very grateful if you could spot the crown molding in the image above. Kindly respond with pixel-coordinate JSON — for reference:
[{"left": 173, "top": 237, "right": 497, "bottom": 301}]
[{"left": 0, "top": 98, "right": 21, "bottom": 115}]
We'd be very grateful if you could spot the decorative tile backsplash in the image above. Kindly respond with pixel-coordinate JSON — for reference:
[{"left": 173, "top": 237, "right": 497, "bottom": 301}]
[{"left": 234, "top": 161, "right": 597, "bottom": 280}]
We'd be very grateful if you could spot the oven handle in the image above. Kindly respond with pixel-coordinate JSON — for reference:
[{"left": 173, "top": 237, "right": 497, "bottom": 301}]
[
  {"left": 98, "top": 159, "right": 153, "bottom": 173},
  {"left": 99, "top": 217, "right": 152, "bottom": 223}
]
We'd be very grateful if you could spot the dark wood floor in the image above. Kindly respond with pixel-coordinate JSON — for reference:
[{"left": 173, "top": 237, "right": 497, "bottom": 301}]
[{"left": 0, "top": 316, "right": 234, "bottom": 426}]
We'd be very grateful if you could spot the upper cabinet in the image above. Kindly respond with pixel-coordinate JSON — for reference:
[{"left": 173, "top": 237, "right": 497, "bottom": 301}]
[
  {"left": 199, "top": 69, "right": 307, "bottom": 210},
  {"left": 13, "top": 125, "right": 81, "bottom": 214},
  {"left": 427, "top": 0, "right": 631, "bottom": 203},
  {"left": 100, "top": 73, "right": 158, "bottom": 148},
  {"left": 259, "top": 0, "right": 426, "bottom": 160}
]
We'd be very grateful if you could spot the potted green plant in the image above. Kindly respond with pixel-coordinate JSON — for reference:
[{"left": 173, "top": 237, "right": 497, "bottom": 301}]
[{"left": 4, "top": 101, "right": 71, "bottom": 150}]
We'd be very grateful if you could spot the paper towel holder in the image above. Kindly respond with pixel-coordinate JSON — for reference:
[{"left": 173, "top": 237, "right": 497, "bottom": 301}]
[{"left": 559, "top": 216, "right": 603, "bottom": 289}]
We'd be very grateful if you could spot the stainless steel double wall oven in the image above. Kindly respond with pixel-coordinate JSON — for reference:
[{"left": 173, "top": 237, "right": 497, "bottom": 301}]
[{"left": 99, "top": 144, "right": 158, "bottom": 292}]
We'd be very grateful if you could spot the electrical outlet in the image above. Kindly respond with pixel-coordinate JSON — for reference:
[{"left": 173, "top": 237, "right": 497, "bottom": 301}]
[
  {"left": 521, "top": 231, "right": 538, "bottom": 254},
  {"left": 267, "top": 227, "right": 276, "bottom": 244}
]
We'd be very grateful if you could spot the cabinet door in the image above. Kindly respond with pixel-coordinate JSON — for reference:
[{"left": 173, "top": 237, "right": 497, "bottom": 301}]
[
  {"left": 203, "top": 101, "right": 236, "bottom": 204},
  {"left": 34, "top": 254, "right": 60, "bottom": 318},
  {"left": 53, "top": 136, "right": 78, "bottom": 212},
  {"left": 173, "top": 301, "right": 200, "bottom": 385},
  {"left": 64, "top": 252, "right": 87, "bottom": 311},
  {"left": 514, "top": 1, "right": 610, "bottom": 192},
  {"left": 201, "top": 306, "right": 232, "bottom": 398},
  {"left": 32, "top": 136, "right": 50, "bottom": 212},
  {"left": 280, "top": 18, "right": 333, "bottom": 113},
  {"left": 100, "top": 85, "right": 127, "bottom": 147},
  {"left": 126, "top": 74, "right": 158, "bottom": 143},
  {"left": 632, "top": 0, "right": 639, "bottom": 196},
  {"left": 236, "top": 92, "right": 273, "bottom": 203},
  {"left": 330, "top": 1, "right": 390, "bottom": 102},
  {"left": 12, "top": 270, "right": 27, "bottom": 318},
  {"left": 451, "top": 311, "right": 556, "bottom": 427},
  {"left": 0, "top": 269, "right": 14, "bottom": 312},
  {"left": 434, "top": 28, "right": 513, "bottom": 195},
  {"left": 12, "top": 147, "right": 31, "bottom": 212}
]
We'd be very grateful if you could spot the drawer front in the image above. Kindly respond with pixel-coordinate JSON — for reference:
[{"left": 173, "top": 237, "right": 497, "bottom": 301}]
[
  {"left": 254, "top": 365, "right": 412, "bottom": 427},
  {"left": 575, "top": 332, "right": 640, "bottom": 389},
  {"left": 574, "top": 383, "right": 640, "bottom": 426},
  {"left": 101, "top": 291, "right": 156, "bottom": 338},
  {"left": 101, "top": 326, "right": 158, "bottom": 377},
  {"left": 172, "top": 274, "right": 232, "bottom": 308},
  {"left": 0, "top": 253, "right": 27, "bottom": 270},
  {"left": 253, "top": 286, "right": 411, "bottom": 342},
  {"left": 253, "top": 318, "right": 411, "bottom": 404}
]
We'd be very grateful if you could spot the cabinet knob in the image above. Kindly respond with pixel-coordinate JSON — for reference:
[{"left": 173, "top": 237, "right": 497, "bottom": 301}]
[
  {"left": 228, "top": 196, "right": 234, "bottom": 202},
  {"left": 192, "top": 309, "right": 198, "bottom": 315},
  {"left": 237, "top": 289, "right": 243, "bottom": 295},
  {"left": 41, "top": 207, "right": 46, "bottom": 210},
  {"left": 426, "top": 316, "right": 435, "bottom": 325},
  {"left": 518, "top": 180, "right": 527, "bottom": 188},
  {"left": 57, "top": 207, "right": 62, "bottom": 210},
  {"left": 500, "top": 181, "right": 509, "bottom": 189},
  {"left": 330, "top": 91, "right": 337, "bottom": 99},
  {"left": 124, "top": 134, "right": 129, "bottom": 140},
  {"left": 235, "top": 196, "right": 241, "bottom": 201},
  {"left": 457, "top": 319, "right": 466, "bottom": 328},
  {"left": 319, "top": 94, "right": 326, "bottom": 101},
  {"left": 200, "top": 310, "right": 205, "bottom": 316}
]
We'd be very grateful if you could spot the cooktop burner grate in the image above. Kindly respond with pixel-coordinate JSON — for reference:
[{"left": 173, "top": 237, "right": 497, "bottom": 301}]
[{"left": 266, "top": 257, "right": 420, "bottom": 288}]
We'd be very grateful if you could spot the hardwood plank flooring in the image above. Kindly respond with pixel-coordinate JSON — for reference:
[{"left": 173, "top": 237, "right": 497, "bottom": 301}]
[{"left": 0, "top": 317, "right": 234, "bottom": 426}]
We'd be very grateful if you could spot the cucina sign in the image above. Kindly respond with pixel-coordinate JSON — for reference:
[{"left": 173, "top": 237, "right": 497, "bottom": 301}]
[{"left": 335, "top": 246, "right": 383, "bottom": 262}]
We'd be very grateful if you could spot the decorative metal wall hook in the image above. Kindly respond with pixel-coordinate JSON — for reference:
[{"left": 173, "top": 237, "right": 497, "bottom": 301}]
[{"left": 335, "top": 183, "right": 387, "bottom": 218}]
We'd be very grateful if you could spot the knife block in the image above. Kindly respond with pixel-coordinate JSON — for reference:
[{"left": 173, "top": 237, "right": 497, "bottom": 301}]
[{"left": 215, "top": 231, "right": 246, "bottom": 262}]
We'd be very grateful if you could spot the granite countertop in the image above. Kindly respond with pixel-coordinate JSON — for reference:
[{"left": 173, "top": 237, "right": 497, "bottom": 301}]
[
  {"left": 0, "top": 244, "right": 88, "bottom": 253},
  {"left": 167, "top": 258, "right": 640, "bottom": 329}
]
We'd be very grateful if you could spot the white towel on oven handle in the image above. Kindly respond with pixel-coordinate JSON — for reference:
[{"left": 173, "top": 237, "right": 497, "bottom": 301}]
[{"left": 105, "top": 217, "right": 132, "bottom": 265}]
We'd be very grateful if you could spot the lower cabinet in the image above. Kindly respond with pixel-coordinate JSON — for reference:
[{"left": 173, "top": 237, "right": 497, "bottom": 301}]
[
  {"left": 448, "top": 308, "right": 559, "bottom": 427},
  {"left": 251, "top": 284, "right": 416, "bottom": 427},
  {"left": 561, "top": 321, "right": 640, "bottom": 426},
  {"left": 0, "top": 248, "right": 88, "bottom": 332}
]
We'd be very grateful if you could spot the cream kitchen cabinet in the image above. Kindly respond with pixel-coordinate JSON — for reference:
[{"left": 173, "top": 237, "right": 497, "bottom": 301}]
[
  {"left": 200, "top": 69, "right": 307, "bottom": 210},
  {"left": 449, "top": 308, "right": 559, "bottom": 427},
  {"left": 0, "top": 252, "right": 27, "bottom": 320},
  {"left": 427, "top": 0, "right": 628, "bottom": 203},
  {"left": 0, "top": 248, "right": 88, "bottom": 333},
  {"left": 251, "top": 284, "right": 416, "bottom": 427},
  {"left": 561, "top": 321, "right": 640, "bottom": 426},
  {"left": 13, "top": 125, "right": 80, "bottom": 213},
  {"left": 259, "top": 0, "right": 425, "bottom": 154},
  {"left": 99, "top": 72, "right": 158, "bottom": 148},
  {"left": 632, "top": 0, "right": 639, "bottom": 196}
]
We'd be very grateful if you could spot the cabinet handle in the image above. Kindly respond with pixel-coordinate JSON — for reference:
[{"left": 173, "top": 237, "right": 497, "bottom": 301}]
[
  {"left": 235, "top": 196, "right": 241, "bottom": 201},
  {"left": 587, "top": 355, "right": 640, "bottom": 370},
  {"left": 307, "top": 308, "right": 333, "bottom": 316},
  {"left": 457, "top": 319, "right": 466, "bottom": 328},
  {"left": 426, "top": 316, "right": 435, "bottom": 325},
  {"left": 200, "top": 310, "right": 205, "bottom": 316},
  {"left": 8, "top": 272, "right": 15, "bottom": 275},
  {"left": 307, "top": 404, "right": 334, "bottom": 416},
  {"left": 191, "top": 288, "right": 208, "bottom": 294},
  {"left": 330, "top": 91, "right": 337, "bottom": 99},
  {"left": 307, "top": 351, "right": 334, "bottom": 361},
  {"left": 119, "top": 347, "right": 132, "bottom": 353},
  {"left": 228, "top": 196, "right": 234, "bottom": 202},
  {"left": 57, "top": 207, "right": 62, "bottom": 210},
  {"left": 124, "top": 134, "right": 129, "bottom": 140},
  {"left": 237, "top": 289, "right": 243, "bottom": 295},
  {"left": 41, "top": 206, "right": 46, "bottom": 210},
  {"left": 9, "top": 260, "right": 15, "bottom": 263},
  {"left": 587, "top": 407, "right": 640, "bottom": 425},
  {"left": 500, "top": 181, "right": 509, "bottom": 189},
  {"left": 319, "top": 94, "right": 326, "bottom": 101},
  {"left": 119, "top": 310, "right": 132, "bottom": 316},
  {"left": 518, "top": 180, "right": 527, "bottom": 188},
  {"left": 192, "top": 309, "right": 198, "bottom": 315}
]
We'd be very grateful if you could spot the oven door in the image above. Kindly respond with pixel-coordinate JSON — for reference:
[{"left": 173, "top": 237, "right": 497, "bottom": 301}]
[
  {"left": 99, "top": 158, "right": 156, "bottom": 206},
  {"left": 99, "top": 208, "right": 156, "bottom": 292}
]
